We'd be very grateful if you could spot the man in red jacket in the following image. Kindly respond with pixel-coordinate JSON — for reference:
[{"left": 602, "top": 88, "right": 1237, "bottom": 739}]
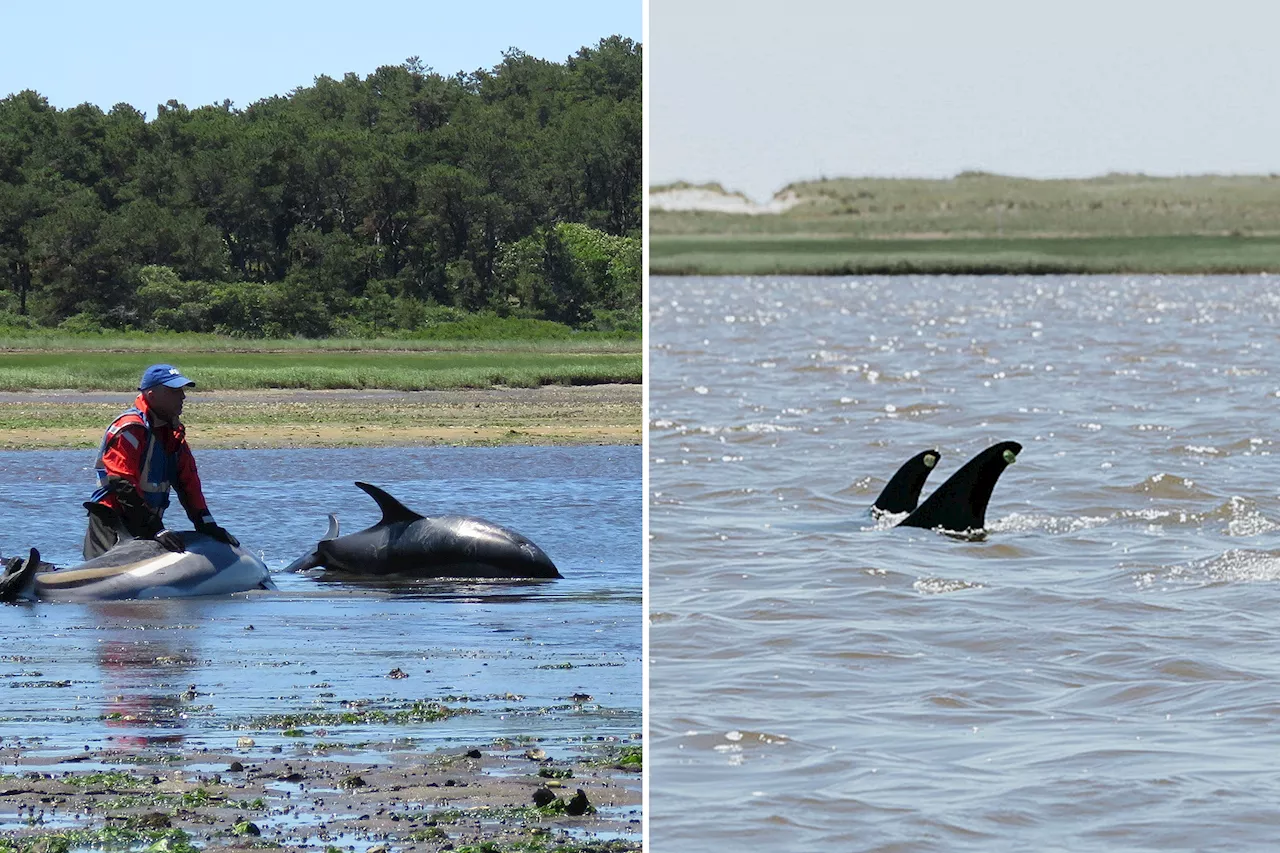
[{"left": 83, "top": 363, "right": 239, "bottom": 559}]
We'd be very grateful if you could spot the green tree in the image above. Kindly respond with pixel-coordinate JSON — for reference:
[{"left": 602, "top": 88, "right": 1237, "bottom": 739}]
[{"left": 0, "top": 36, "right": 641, "bottom": 333}]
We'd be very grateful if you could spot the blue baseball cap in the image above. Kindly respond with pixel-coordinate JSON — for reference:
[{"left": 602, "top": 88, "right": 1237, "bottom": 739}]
[{"left": 139, "top": 364, "right": 196, "bottom": 391}]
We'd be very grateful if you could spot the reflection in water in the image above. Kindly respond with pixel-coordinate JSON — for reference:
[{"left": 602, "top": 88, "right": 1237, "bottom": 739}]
[
  {"left": 302, "top": 573, "right": 562, "bottom": 602},
  {"left": 90, "top": 603, "right": 200, "bottom": 747}
]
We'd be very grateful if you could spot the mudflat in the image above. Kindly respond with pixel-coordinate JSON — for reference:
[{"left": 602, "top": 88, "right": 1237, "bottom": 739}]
[
  {"left": 0, "top": 385, "right": 641, "bottom": 449},
  {"left": 0, "top": 741, "right": 642, "bottom": 851}
]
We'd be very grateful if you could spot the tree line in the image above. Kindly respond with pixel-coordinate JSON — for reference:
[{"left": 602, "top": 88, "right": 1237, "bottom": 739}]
[{"left": 0, "top": 37, "right": 641, "bottom": 337}]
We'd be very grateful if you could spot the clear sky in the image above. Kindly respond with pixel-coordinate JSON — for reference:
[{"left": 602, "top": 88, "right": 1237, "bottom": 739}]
[
  {"left": 2, "top": 0, "right": 640, "bottom": 115},
  {"left": 651, "top": 0, "right": 1280, "bottom": 201}
]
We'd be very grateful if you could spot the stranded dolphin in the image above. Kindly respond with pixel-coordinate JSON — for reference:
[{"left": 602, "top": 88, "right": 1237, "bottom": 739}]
[
  {"left": 896, "top": 441, "right": 1021, "bottom": 534},
  {"left": 0, "top": 504, "right": 275, "bottom": 603},
  {"left": 872, "top": 448, "right": 942, "bottom": 515},
  {"left": 285, "top": 482, "right": 561, "bottom": 579}
]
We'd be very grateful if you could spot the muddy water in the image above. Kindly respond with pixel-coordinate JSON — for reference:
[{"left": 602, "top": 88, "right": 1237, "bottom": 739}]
[
  {"left": 650, "top": 276, "right": 1280, "bottom": 851},
  {"left": 0, "top": 446, "right": 640, "bottom": 758}
]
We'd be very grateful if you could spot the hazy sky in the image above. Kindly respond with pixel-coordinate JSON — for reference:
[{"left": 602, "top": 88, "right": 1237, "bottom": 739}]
[
  {"left": 2, "top": 0, "right": 640, "bottom": 115},
  {"left": 651, "top": 0, "right": 1280, "bottom": 201}
]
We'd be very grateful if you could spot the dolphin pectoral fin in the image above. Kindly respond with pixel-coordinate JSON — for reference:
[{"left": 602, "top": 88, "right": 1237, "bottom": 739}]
[
  {"left": 0, "top": 548, "right": 41, "bottom": 603},
  {"left": 354, "top": 482, "right": 426, "bottom": 525},
  {"left": 324, "top": 513, "right": 340, "bottom": 541},
  {"left": 873, "top": 449, "right": 942, "bottom": 515}
]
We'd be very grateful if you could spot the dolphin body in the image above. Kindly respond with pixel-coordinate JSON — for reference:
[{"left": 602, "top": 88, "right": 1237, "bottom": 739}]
[
  {"left": 285, "top": 482, "right": 561, "bottom": 579},
  {"left": 0, "top": 506, "right": 275, "bottom": 603}
]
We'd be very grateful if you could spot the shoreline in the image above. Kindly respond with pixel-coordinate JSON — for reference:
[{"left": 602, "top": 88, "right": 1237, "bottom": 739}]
[{"left": 0, "top": 385, "right": 642, "bottom": 450}]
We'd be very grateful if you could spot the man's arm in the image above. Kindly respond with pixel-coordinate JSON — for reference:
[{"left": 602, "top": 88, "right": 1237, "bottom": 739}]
[
  {"left": 172, "top": 437, "right": 211, "bottom": 526},
  {"left": 174, "top": 437, "right": 239, "bottom": 546}
]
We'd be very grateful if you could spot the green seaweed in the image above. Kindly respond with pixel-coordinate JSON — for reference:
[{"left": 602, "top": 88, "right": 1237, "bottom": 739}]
[
  {"left": 240, "top": 700, "right": 474, "bottom": 730},
  {"left": 537, "top": 767, "right": 574, "bottom": 779},
  {"left": 63, "top": 770, "right": 148, "bottom": 789},
  {"left": 617, "top": 746, "right": 642, "bottom": 769},
  {"left": 406, "top": 826, "right": 451, "bottom": 842},
  {"left": 0, "top": 827, "right": 199, "bottom": 853},
  {"left": 452, "top": 840, "right": 638, "bottom": 853}
]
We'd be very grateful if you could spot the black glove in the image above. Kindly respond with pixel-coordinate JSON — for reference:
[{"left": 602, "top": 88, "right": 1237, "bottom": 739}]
[
  {"left": 154, "top": 529, "right": 185, "bottom": 552},
  {"left": 196, "top": 522, "right": 239, "bottom": 547}
]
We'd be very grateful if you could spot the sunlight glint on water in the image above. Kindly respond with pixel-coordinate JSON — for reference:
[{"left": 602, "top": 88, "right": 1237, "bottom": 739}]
[{"left": 650, "top": 276, "right": 1280, "bottom": 852}]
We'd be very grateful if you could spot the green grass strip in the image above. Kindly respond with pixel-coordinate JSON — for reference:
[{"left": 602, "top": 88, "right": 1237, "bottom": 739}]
[
  {"left": 0, "top": 352, "right": 641, "bottom": 392},
  {"left": 650, "top": 234, "right": 1280, "bottom": 275},
  {"left": 0, "top": 318, "right": 638, "bottom": 353}
]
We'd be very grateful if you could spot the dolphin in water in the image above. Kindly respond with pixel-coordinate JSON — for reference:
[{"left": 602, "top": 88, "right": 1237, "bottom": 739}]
[
  {"left": 872, "top": 448, "right": 942, "bottom": 516},
  {"left": 895, "top": 441, "right": 1022, "bottom": 535},
  {"left": 0, "top": 505, "right": 275, "bottom": 603},
  {"left": 285, "top": 482, "right": 561, "bottom": 579}
]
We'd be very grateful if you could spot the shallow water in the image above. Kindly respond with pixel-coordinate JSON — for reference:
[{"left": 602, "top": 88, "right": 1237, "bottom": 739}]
[
  {"left": 650, "top": 276, "right": 1280, "bottom": 851},
  {"left": 0, "top": 445, "right": 640, "bottom": 756}
]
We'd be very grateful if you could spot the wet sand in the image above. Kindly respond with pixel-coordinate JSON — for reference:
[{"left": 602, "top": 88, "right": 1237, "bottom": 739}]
[
  {"left": 0, "top": 740, "right": 641, "bottom": 851},
  {"left": 0, "top": 385, "right": 641, "bottom": 449}
]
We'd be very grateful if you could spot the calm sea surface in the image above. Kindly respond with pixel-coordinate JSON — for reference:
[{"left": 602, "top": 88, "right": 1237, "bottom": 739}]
[
  {"left": 650, "top": 276, "right": 1280, "bottom": 852},
  {"left": 0, "top": 445, "right": 640, "bottom": 761}
]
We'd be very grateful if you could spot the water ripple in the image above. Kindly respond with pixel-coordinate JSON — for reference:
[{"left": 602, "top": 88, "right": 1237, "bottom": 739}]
[{"left": 652, "top": 275, "right": 1280, "bottom": 851}]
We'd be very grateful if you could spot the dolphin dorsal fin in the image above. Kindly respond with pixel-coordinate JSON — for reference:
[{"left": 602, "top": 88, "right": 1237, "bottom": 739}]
[
  {"left": 324, "top": 513, "right": 340, "bottom": 541},
  {"left": 898, "top": 441, "right": 1021, "bottom": 533},
  {"left": 873, "top": 449, "right": 941, "bottom": 514},
  {"left": 354, "top": 482, "right": 424, "bottom": 525},
  {"left": 83, "top": 502, "right": 135, "bottom": 541}
]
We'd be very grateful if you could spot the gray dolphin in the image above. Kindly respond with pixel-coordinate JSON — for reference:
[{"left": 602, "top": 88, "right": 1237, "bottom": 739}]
[
  {"left": 284, "top": 482, "right": 561, "bottom": 579},
  {"left": 0, "top": 506, "right": 275, "bottom": 603}
]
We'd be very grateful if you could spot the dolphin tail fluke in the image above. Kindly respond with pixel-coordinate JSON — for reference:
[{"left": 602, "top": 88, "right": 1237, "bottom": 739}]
[
  {"left": 283, "top": 550, "right": 321, "bottom": 573},
  {"left": 284, "top": 514, "right": 341, "bottom": 572},
  {"left": 872, "top": 449, "right": 941, "bottom": 514},
  {"left": 898, "top": 441, "right": 1021, "bottom": 533},
  {"left": 354, "top": 482, "right": 425, "bottom": 525},
  {"left": 0, "top": 548, "right": 40, "bottom": 604}
]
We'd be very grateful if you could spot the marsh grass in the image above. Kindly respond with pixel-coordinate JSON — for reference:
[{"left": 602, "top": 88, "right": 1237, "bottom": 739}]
[
  {"left": 653, "top": 173, "right": 1280, "bottom": 236},
  {"left": 651, "top": 234, "right": 1280, "bottom": 275},
  {"left": 0, "top": 317, "right": 638, "bottom": 353},
  {"left": 651, "top": 173, "right": 1280, "bottom": 274},
  {"left": 0, "top": 352, "right": 641, "bottom": 391}
]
